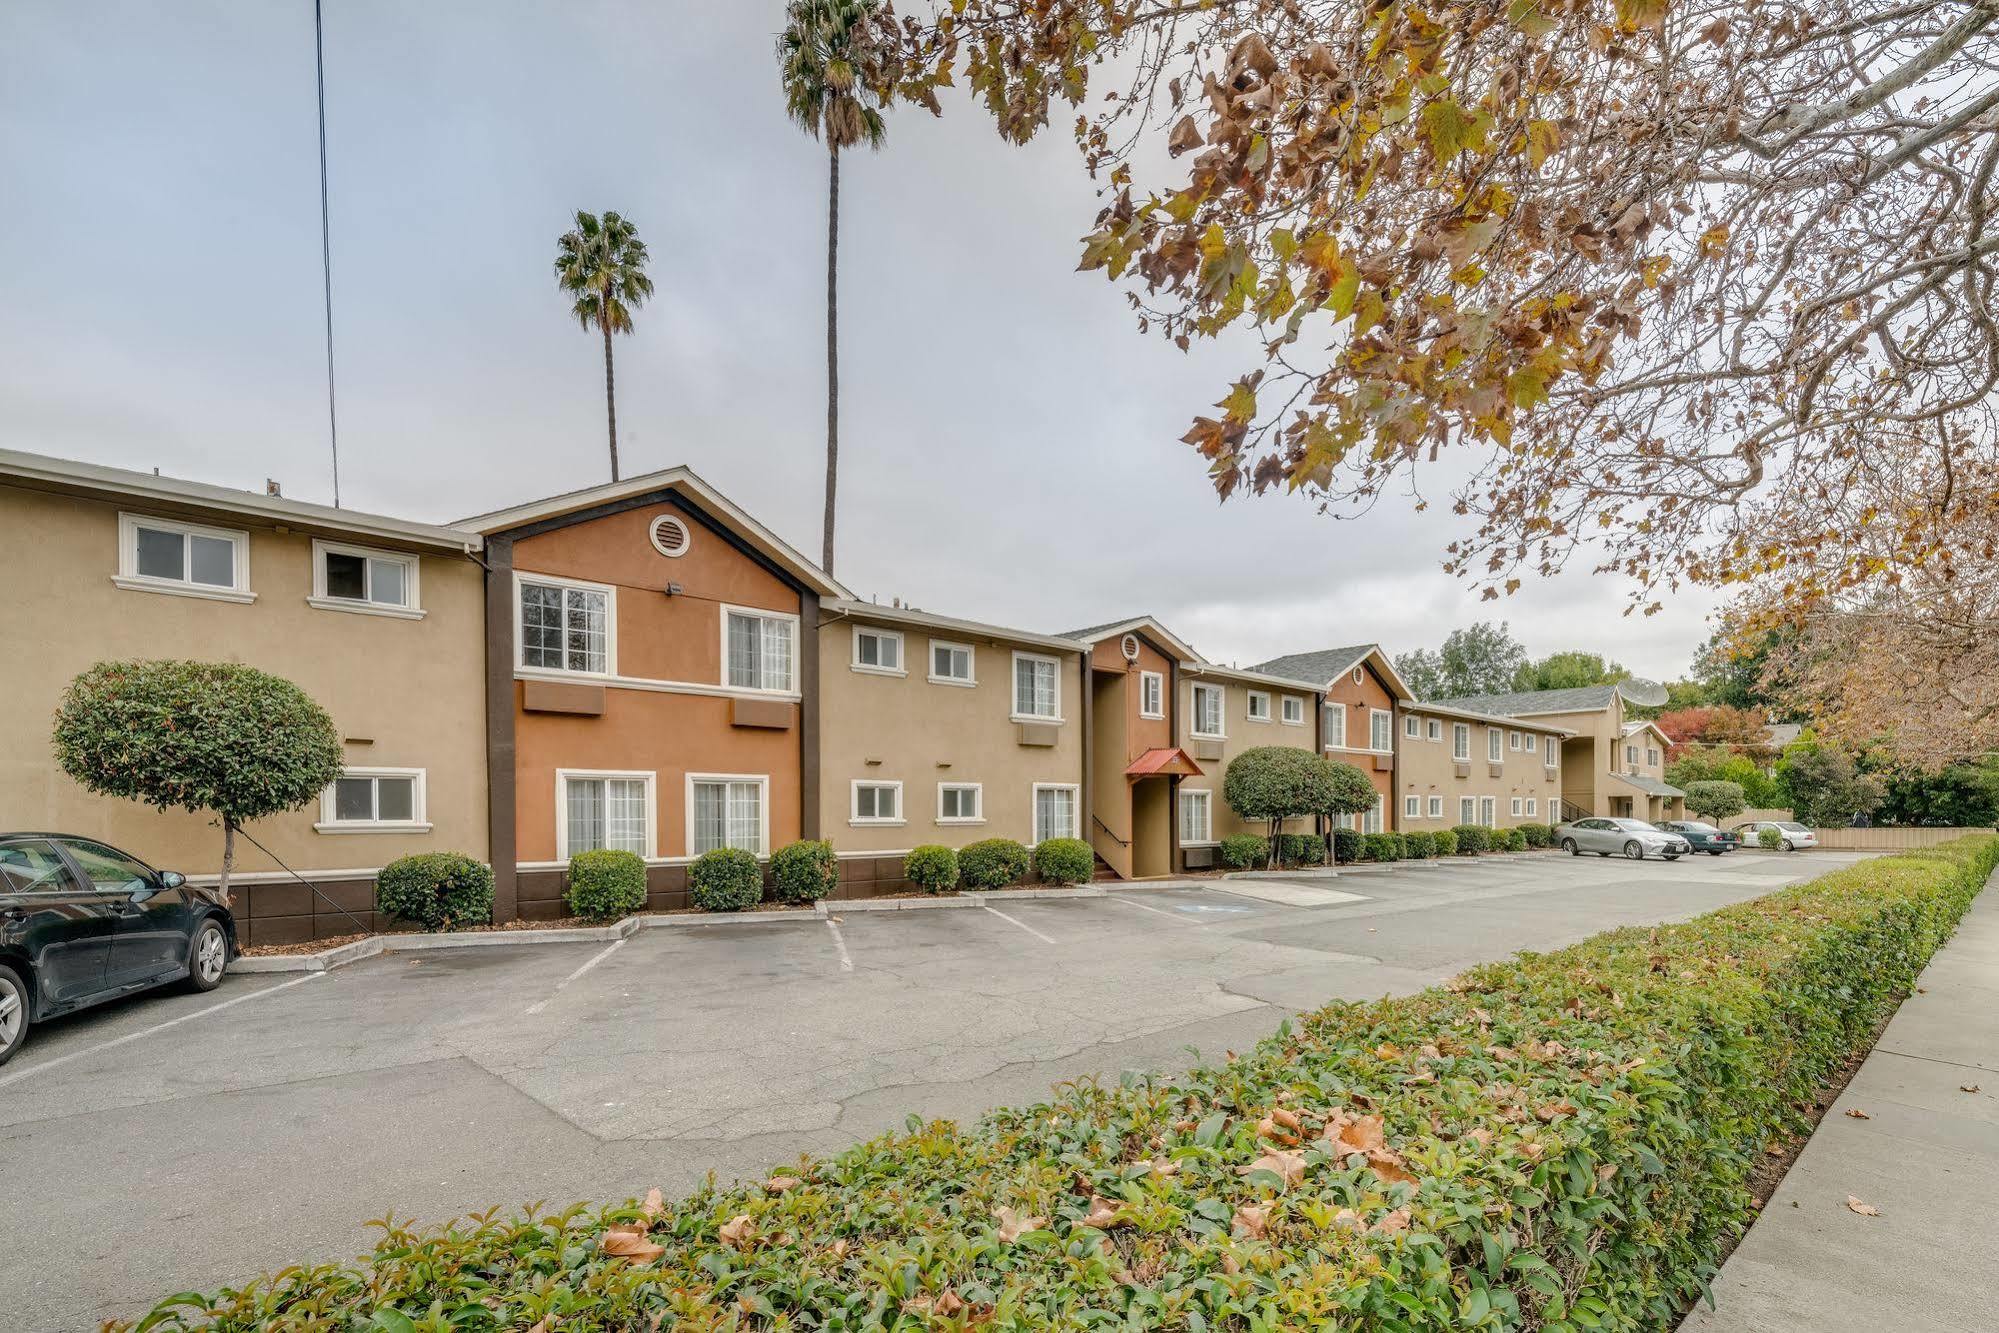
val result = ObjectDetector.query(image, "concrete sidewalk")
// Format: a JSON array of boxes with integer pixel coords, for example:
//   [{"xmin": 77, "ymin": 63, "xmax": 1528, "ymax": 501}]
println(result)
[{"xmin": 1683, "ymin": 875, "xmax": 1999, "ymax": 1332}]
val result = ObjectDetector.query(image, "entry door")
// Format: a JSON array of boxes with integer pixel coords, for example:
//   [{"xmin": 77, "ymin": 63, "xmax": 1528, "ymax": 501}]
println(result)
[{"xmin": 0, "ymin": 838, "xmax": 115, "ymax": 1007}]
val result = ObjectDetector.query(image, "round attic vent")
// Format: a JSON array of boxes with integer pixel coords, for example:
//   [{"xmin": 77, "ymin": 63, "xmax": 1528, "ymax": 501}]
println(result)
[
  {"xmin": 649, "ymin": 514, "xmax": 691, "ymax": 558},
  {"xmin": 1120, "ymin": 633, "xmax": 1141, "ymax": 663}
]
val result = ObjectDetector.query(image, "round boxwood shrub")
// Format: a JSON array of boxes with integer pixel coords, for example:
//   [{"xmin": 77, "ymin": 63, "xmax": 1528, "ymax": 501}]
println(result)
[
  {"xmin": 1331, "ymin": 827, "xmax": 1361, "ymax": 863},
  {"xmin": 905, "ymin": 844, "xmax": 959, "ymax": 894},
  {"xmin": 1518, "ymin": 821, "xmax": 1553, "ymax": 849},
  {"xmin": 567, "ymin": 849, "xmax": 648, "ymax": 921},
  {"xmin": 1219, "ymin": 833, "xmax": 1268, "ymax": 870},
  {"xmin": 769, "ymin": 839, "xmax": 837, "ymax": 903},
  {"xmin": 1275, "ymin": 833, "xmax": 1325, "ymax": 867},
  {"xmin": 375, "ymin": 853, "xmax": 494, "ymax": 932},
  {"xmin": 959, "ymin": 838, "xmax": 1031, "ymax": 890},
  {"xmin": 688, "ymin": 847, "xmax": 762, "ymax": 911},
  {"xmin": 1452, "ymin": 824, "xmax": 1492, "ymax": 854},
  {"xmin": 1404, "ymin": 830, "xmax": 1436, "ymax": 859},
  {"xmin": 1033, "ymin": 837, "xmax": 1094, "ymax": 885},
  {"xmin": 1433, "ymin": 828, "xmax": 1459, "ymax": 856}
]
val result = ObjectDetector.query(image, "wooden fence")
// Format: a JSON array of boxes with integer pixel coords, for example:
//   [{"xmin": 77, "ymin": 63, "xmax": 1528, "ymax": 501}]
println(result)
[{"xmin": 1734, "ymin": 808, "xmax": 1992, "ymax": 850}]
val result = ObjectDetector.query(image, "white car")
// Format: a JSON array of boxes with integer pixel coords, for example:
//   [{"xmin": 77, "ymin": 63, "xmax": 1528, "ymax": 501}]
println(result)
[
  {"xmin": 1554, "ymin": 817, "xmax": 1689, "ymax": 861},
  {"xmin": 1734, "ymin": 820, "xmax": 1819, "ymax": 851}
]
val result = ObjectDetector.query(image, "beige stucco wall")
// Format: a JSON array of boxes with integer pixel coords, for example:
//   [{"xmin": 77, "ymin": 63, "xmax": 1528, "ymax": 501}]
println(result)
[
  {"xmin": 1176, "ymin": 673, "xmax": 1318, "ymax": 844},
  {"xmin": 815, "ymin": 614, "xmax": 1083, "ymax": 854},
  {"xmin": 0, "ymin": 483, "xmax": 489, "ymax": 879},
  {"xmin": 1397, "ymin": 708, "xmax": 1564, "ymax": 829}
]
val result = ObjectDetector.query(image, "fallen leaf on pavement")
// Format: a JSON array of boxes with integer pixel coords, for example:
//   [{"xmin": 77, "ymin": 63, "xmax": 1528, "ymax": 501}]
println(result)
[
  {"xmin": 1844, "ymin": 1109, "xmax": 1871, "ymax": 1120},
  {"xmin": 1844, "ymin": 1196, "xmax": 1880, "ymax": 1217}
]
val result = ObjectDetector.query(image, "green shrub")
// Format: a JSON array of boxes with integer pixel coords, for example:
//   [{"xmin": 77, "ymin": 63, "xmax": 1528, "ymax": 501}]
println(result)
[
  {"xmin": 374, "ymin": 853, "xmax": 494, "ymax": 932},
  {"xmin": 1219, "ymin": 833, "xmax": 1267, "ymax": 870},
  {"xmin": 565, "ymin": 849, "xmax": 648, "ymax": 921},
  {"xmin": 120, "ymin": 839, "xmax": 1999, "ymax": 1333},
  {"xmin": 1331, "ymin": 827, "xmax": 1361, "ymax": 863},
  {"xmin": 1433, "ymin": 827, "xmax": 1459, "ymax": 856},
  {"xmin": 1403, "ymin": 830, "xmax": 1436, "ymax": 859},
  {"xmin": 688, "ymin": 847, "xmax": 761, "ymax": 912},
  {"xmin": 904, "ymin": 844, "xmax": 959, "ymax": 894},
  {"xmin": 958, "ymin": 838, "xmax": 1030, "ymax": 889},
  {"xmin": 1759, "ymin": 825, "xmax": 1784, "ymax": 849},
  {"xmin": 1452, "ymin": 823, "xmax": 1492, "ymax": 854},
  {"xmin": 1361, "ymin": 831, "xmax": 1401, "ymax": 862},
  {"xmin": 1032, "ymin": 837, "xmax": 1094, "ymax": 885},
  {"xmin": 769, "ymin": 839, "xmax": 837, "ymax": 904},
  {"xmin": 1518, "ymin": 821, "xmax": 1553, "ymax": 848},
  {"xmin": 1275, "ymin": 833, "xmax": 1325, "ymax": 867}
]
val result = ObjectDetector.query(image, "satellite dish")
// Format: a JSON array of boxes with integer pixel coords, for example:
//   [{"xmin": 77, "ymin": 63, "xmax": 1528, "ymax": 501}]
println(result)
[{"xmin": 1618, "ymin": 677, "xmax": 1669, "ymax": 707}]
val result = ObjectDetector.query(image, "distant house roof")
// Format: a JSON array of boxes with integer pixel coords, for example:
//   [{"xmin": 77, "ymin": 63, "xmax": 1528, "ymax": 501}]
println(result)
[
  {"xmin": 1429, "ymin": 683, "xmax": 1625, "ymax": 717},
  {"xmin": 1613, "ymin": 771, "xmax": 1685, "ymax": 798},
  {"xmin": 1248, "ymin": 644, "xmax": 1416, "ymax": 702}
]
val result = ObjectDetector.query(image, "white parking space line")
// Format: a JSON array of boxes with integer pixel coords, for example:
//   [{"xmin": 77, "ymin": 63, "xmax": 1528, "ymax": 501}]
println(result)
[
  {"xmin": 825, "ymin": 918, "xmax": 855, "ymax": 971},
  {"xmin": 0, "ymin": 972, "xmax": 323, "ymax": 1090},
  {"xmin": 982, "ymin": 903, "xmax": 1057, "ymax": 944},
  {"xmin": 524, "ymin": 938, "xmax": 625, "ymax": 1015}
]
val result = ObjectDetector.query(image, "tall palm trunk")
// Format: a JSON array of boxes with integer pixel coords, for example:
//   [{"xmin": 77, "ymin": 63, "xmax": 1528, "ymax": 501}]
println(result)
[
  {"xmin": 602, "ymin": 316, "xmax": 621, "ymax": 481},
  {"xmin": 822, "ymin": 143, "xmax": 840, "ymax": 574}
]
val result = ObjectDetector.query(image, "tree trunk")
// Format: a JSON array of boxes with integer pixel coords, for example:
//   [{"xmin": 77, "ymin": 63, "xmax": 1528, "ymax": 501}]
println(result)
[
  {"xmin": 219, "ymin": 816, "xmax": 237, "ymax": 907},
  {"xmin": 602, "ymin": 317, "xmax": 620, "ymax": 482},
  {"xmin": 822, "ymin": 144, "xmax": 840, "ymax": 575}
]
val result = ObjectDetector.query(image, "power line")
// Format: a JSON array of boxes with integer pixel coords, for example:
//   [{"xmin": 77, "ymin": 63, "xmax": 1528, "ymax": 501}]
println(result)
[{"xmin": 314, "ymin": 0, "xmax": 341, "ymax": 508}]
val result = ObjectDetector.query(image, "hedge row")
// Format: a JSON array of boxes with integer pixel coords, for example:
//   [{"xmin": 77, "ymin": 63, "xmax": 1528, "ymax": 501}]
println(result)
[{"xmin": 126, "ymin": 837, "xmax": 1996, "ymax": 1332}]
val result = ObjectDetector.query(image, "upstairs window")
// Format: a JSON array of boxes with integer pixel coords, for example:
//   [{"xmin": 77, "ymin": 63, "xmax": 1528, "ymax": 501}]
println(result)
[
  {"xmin": 313, "ymin": 540, "xmax": 418, "ymax": 615},
  {"xmin": 117, "ymin": 513, "xmax": 250, "ymax": 601},
  {"xmin": 519, "ymin": 576, "xmax": 610, "ymax": 674},
  {"xmin": 852, "ymin": 626, "xmax": 903, "ymax": 674},
  {"xmin": 727, "ymin": 609, "xmax": 796, "ymax": 692}
]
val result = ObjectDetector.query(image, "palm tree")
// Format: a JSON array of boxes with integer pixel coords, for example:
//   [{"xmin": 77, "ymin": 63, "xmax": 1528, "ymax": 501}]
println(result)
[
  {"xmin": 554, "ymin": 210, "xmax": 654, "ymax": 481},
  {"xmin": 777, "ymin": 0, "xmax": 893, "ymax": 575}
]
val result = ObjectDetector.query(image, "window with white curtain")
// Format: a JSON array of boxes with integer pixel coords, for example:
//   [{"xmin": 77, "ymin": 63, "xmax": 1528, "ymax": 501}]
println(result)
[
  {"xmin": 1178, "ymin": 788, "xmax": 1213, "ymax": 844},
  {"xmin": 1033, "ymin": 784, "xmax": 1078, "ymax": 842},
  {"xmin": 520, "ymin": 577, "xmax": 609, "ymax": 674},
  {"xmin": 560, "ymin": 772, "xmax": 651, "ymax": 857},
  {"xmin": 727, "ymin": 610, "xmax": 795, "ymax": 692},
  {"xmin": 690, "ymin": 777, "xmax": 764, "ymax": 855},
  {"xmin": 1013, "ymin": 653, "xmax": 1060, "ymax": 720},
  {"xmin": 1191, "ymin": 683, "xmax": 1225, "ymax": 736}
]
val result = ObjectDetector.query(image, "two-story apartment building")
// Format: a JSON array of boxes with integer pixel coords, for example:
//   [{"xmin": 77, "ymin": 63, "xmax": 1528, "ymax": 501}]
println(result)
[
  {"xmin": 0, "ymin": 449, "xmax": 490, "ymax": 945},
  {"xmin": 1429, "ymin": 684, "xmax": 1686, "ymax": 823},
  {"xmin": 1249, "ymin": 644, "xmax": 1413, "ymax": 832},
  {"xmin": 1395, "ymin": 702, "xmax": 1569, "ymax": 830}
]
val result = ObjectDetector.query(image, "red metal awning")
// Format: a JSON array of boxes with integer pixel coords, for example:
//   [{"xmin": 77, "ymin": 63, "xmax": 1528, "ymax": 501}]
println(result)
[{"xmin": 1125, "ymin": 747, "xmax": 1204, "ymax": 778}]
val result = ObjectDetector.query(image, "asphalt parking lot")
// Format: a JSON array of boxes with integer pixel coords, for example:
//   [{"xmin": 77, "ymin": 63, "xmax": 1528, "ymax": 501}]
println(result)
[{"xmin": 1, "ymin": 848, "xmax": 1872, "ymax": 1331}]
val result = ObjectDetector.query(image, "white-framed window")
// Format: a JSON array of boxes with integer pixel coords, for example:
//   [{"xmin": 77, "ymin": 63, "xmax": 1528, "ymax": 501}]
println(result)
[
  {"xmin": 1511, "ymin": 797, "xmax": 1524, "ymax": 817},
  {"xmin": 1281, "ymin": 696, "xmax": 1305, "ymax": 726},
  {"xmin": 1246, "ymin": 690, "xmax": 1272, "ymax": 723},
  {"xmin": 317, "ymin": 767, "xmax": 428, "ymax": 833},
  {"xmin": 1362, "ymin": 794, "xmax": 1385, "ymax": 834},
  {"xmin": 1459, "ymin": 796, "xmax": 1477, "ymax": 824},
  {"xmin": 1526, "ymin": 798, "xmax": 1538, "ymax": 817},
  {"xmin": 115, "ymin": 512, "xmax": 252, "ymax": 603},
  {"xmin": 725, "ymin": 607, "xmax": 797, "ymax": 693},
  {"xmin": 1190, "ymin": 682, "xmax": 1226, "ymax": 737},
  {"xmin": 1324, "ymin": 702, "xmax": 1348, "ymax": 748},
  {"xmin": 310, "ymin": 538, "xmax": 421, "ymax": 618},
  {"xmin": 850, "ymin": 780, "xmax": 904, "ymax": 825},
  {"xmin": 1428, "ymin": 795, "xmax": 1445, "ymax": 818},
  {"xmin": 557, "ymin": 769, "xmax": 654, "ymax": 859},
  {"xmin": 1479, "ymin": 796, "xmax": 1497, "ymax": 828},
  {"xmin": 1452, "ymin": 723, "xmax": 1471, "ymax": 761},
  {"xmin": 1427, "ymin": 718, "xmax": 1442, "ymax": 741},
  {"xmin": 1033, "ymin": 783, "xmax": 1079, "ymax": 842},
  {"xmin": 929, "ymin": 640, "xmax": 975, "ymax": 686},
  {"xmin": 1012, "ymin": 652, "xmax": 1062, "ymax": 721},
  {"xmin": 852, "ymin": 626, "xmax": 904, "ymax": 675},
  {"xmin": 686, "ymin": 774, "xmax": 767, "ymax": 856},
  {"xmin": 1370, "ymin": 709, "xmax": 1393, "ymax": 752},
  {"xmin": 1179, "ymin": 788, "xmax": 1214, "ymax": 844},
  {"xmin": 519, "ymin": 573, "xmax": 613, "ymax": 676},
  {"xmin": 1509, "ymin": 730, "xmax": 1522, "ymax": 751},
  {"xmin": 1404, "ymin": 715, "xmax": 1420, "ymax": 739},
  {"xmin": 1139, "ymin": 671, "xmax": 1165, "ymax": 719},
  {"xmin": 1404, "ymin": 793, "xmax": 1421, "ymax": 820},
  {"xmin": 1488, "ymin": 728, "xmax": 1504, "ymax": 762},
  {"xmin": 937, "ymin": 783, "xmax": 983, "ymax": 823}
]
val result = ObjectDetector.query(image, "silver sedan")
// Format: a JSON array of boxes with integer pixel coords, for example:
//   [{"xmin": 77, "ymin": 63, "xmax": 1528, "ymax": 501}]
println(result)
[{"xmin": 1554, "ymin": 817, "xmax": 1690, "ymax": 861}]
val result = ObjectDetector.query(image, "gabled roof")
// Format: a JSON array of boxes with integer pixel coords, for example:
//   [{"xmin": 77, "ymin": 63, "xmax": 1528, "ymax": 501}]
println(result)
[
  {"xmin": 459, "ymin": 465, "xmax": 848, "ymax": 598},
  {"xmin": 1248, "ymin": 643, "xmax": 1415, "ymax": 703},
  {"xmin": 1429, "ymin": 683, "xmax": 1625, "ymax": 717},
  {"xmin": 0, "ymin": 447, "xmax": 482, "ymax": 553},
  {"xmin": 1061, "ymin": 615, "xmax": 1205, "ymax": 666},
  {"xmin": 823, "ymin": 599, "xmax": 1086, "ymax": 654}
]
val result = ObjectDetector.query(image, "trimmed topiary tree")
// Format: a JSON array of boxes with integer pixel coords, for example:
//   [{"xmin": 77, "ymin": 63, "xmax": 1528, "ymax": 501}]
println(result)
[
  {"xmin": 1684, "ymin": 780, "xmax": 1747, "ymax": 825},
  {"xmin": 958, "ymin": 838, "xmax": 1030, "ymax": 889},
  {"xmin": 376, "ymin": 853, "xmax": 494, "ymax": 932},
  {"xmin": 1433, "ymin": 828, "xmax": 1459, "ymax": 856},
  {"xmin": 1219, "ymin": 833, "xmax": 1267, "ymax": 870},
  {"xmin": 567, "ymin": 849, "xmax": 648, "ymax": 920},
  {"xmin": 905, "ymin": 844, "xmax": 959, "ymax": 893},
  {"xmin": 51, "ymin": 659, "xmax": 343, "ymax": 903},
  {"xmin": 689, "ymin": 847, "xmax": 762, "ymax": 911},
  {"xmin": 770, "ymin": 839, "xmax": 838, "ymax": 903},
  {"xmin": 1032, "ymin": 837, "xmax": 1094, "ymax": 885}
]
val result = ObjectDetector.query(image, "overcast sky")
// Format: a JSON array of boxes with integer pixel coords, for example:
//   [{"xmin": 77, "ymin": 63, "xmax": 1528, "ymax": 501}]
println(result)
[{"xmin": 0, "ymin": 1, "xmax": 1721, "ymax": 680}]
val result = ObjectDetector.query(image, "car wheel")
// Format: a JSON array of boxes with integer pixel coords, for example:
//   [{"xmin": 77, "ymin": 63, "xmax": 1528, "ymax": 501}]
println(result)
[
  {"xmin": 186, "ymin": 919, "xmax": 228, "ymax": 993},
  {"xmin": 1562, "ymin": 839, "xmax": 1580, "ymax": 856},
  {"xmin": 1623, "ymin": 840, "xmax": 1644, "ymax": 860},
  {"xmin": 0, "ymin": 963, "xmax": 29, "ymax": 1068}
]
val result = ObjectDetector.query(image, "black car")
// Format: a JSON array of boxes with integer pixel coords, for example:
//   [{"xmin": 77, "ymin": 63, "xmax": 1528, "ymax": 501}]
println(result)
[
  {"xmin": 0, "ymin": 834, "xmax": 234, "ymax": 1066},
  {"xmin": 1658, "ymin": 820, "xmax": 1739, "ymax": 855}
]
